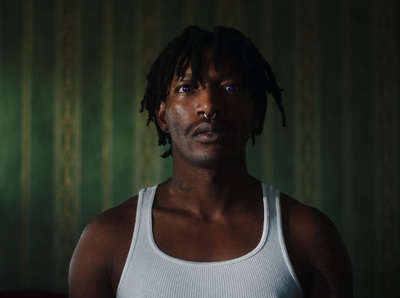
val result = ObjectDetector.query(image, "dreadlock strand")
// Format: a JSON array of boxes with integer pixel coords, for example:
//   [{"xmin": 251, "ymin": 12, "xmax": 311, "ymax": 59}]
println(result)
[{"xmin": 190, "ymin": 31, "xmax": 210, "ymax": 88}]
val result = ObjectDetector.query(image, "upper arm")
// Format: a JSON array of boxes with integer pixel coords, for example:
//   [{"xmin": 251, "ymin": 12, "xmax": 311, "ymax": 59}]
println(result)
[
  {"xmin": 69, "ymin": 219, "xmax": 115, "ymax": 298},
  {"xmin": 281, "ymin": 196, "xmax": 353, "ymax": 298},
  {"xmin": 69, "ymin": 199, "xmax": 137, "ymax": 297},
  {"xmin": 307, "ymin": 209, "xmax": 353, "ymax": 297}
]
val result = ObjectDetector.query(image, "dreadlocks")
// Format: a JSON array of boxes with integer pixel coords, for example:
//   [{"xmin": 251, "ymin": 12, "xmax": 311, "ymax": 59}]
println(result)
[{"xmin": 140, "ymin": 25, "xmax": 285, "ymax": 158}]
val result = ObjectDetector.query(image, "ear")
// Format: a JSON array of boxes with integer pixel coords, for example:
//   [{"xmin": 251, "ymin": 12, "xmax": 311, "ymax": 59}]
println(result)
[{"xmin": 156, "ymin": 101, "xmax": 169, "ymax": 133}]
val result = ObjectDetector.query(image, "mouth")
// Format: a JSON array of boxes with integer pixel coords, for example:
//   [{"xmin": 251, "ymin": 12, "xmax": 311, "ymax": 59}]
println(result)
[
  {"xmin": 193, "ymin": 122, "xmax": 220, "ymax": 135},
  {"xmin": 192, "ymin": 122, "xmax": 230, "ymax": 143}
]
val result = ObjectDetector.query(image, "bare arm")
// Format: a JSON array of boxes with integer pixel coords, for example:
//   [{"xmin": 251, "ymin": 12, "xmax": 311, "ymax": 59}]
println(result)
[
  {"xmin": 69, "ymin": 218, "xmax": 115, "ymax": 298},
  {"xmin": 308, "ymin": 209, "xmax": 353, "ymax": 297},
  {"xmin": 282, "ymin": 196, "xmax": 353, "ymax": 298},
  {"xmin": 69, "ymin": 199, "xmax": 137, "ymax": 298}
]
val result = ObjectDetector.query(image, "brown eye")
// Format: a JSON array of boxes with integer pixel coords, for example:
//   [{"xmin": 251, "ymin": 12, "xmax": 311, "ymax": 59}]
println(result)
[
  {"xmin": 177, "ymin": 85, "xmax": 191, "ymax": 93},
  {"xmin": 224, "ymin": 84, "xmax": 239, "ymax": 93}
]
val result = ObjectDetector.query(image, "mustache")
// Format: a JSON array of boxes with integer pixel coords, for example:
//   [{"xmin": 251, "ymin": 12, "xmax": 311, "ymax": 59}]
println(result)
[{"xmin": 184, "ymin": 118, "xmax": 231, "ymax": 137}]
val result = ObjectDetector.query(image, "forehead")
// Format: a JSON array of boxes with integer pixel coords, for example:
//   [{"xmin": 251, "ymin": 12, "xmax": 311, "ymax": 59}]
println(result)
[{"xmin": 174, "ymin": 48, "xmax": 243, "ymax": 81}]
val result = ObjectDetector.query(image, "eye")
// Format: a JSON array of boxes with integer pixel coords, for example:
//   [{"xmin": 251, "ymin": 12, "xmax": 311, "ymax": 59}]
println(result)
[
  {"xmin": 177, "ymin": 85, "xmax": 192, "ymax": 93},
  {"xmin": 223, "ymin": 84, "xmax": 240, "ymax": 94}
]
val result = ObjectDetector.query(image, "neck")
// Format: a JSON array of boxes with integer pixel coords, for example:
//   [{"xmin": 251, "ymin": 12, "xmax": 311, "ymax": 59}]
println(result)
[{"xmin": 158, "ymin": 160, "xmax": 260, "ymax": 219}]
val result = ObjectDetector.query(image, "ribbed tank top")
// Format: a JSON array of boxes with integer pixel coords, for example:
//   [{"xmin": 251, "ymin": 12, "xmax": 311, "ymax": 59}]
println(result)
[{"xmin": 117, "ymin": 183, "xmax": 303, "ymax": 297}]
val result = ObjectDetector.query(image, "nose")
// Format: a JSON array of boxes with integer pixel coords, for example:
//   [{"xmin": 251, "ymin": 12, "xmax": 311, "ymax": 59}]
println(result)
[{"xmin": 195, "ymin": 86, "xmax": 223, "ymax": 118}]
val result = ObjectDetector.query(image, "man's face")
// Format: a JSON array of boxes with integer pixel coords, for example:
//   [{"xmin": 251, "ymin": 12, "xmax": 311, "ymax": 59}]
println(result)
[{"xmin": 156, "ymin": 49, "xmax": 255, "ymax": 169}]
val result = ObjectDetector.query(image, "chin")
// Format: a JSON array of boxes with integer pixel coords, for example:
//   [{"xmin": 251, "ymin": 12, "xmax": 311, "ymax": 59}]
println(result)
[{"xmin": 189, "ymin": 153, "xmax": 238, "ymax": 170}]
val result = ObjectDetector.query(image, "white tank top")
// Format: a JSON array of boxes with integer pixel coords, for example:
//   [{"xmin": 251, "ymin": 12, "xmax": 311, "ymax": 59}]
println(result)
[{"xmin": 117, "ymin": 183, "xmax": 303, "ymax": 297}]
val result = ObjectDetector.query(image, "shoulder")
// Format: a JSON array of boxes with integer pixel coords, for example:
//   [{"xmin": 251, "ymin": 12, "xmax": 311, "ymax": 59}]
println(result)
[
  {"xmin": 84, "ymin": 195, "xmax": 139, "ymax": 241},
  {"xmin": 280, "ymin": 193, "xmax": 334, "ymax": 245},
  {"xmin": 280, "ymin": 193, "xmax": 353, "ymax": 297},
  {"xmin": 69, "ymin": 195, "xmax": 139, "ymax": 297},
  {"xmin": 77, "ymin": 195, "xmax": 139, "ymax": 259}
]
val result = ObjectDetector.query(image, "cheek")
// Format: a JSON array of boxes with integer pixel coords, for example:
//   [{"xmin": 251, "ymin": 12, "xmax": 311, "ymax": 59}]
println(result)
[
  {"xmin": 234, "ymin": 104, "xmax": 254, "ymax": 125},
  {"xmin": 165, "ymin": 108, "xmax": 187, "ymax": 137}
]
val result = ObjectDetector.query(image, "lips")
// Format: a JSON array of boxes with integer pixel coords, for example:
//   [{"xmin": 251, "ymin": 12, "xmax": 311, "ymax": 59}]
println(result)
[
  {"xmin": 193, "ymin": 122, "xmax": 222, "ymax": 136},
  {"xmin": 192, "ymin": 122, "xmax": 232, "ymax": 143}
]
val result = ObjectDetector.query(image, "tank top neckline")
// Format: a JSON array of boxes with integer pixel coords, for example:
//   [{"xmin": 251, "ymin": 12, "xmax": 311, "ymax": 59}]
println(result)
[{"xmin": 143, "ymin": 182, "xmax": 270, "ymax": 266}]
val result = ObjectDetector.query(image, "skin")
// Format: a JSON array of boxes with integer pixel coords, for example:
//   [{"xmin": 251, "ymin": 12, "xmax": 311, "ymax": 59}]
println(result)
[{"xmin": 69, "ymin": 49, "xmax": 353, "ymax": 297}]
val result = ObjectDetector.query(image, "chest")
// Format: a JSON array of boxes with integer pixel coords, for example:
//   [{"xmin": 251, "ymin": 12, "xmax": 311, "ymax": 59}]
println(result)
[
  {"xmin": 116, "ymin": 202, "xmax": 303, "ymax": 298},
  {"xmin": 152, "ymin": 208, "xmax": 264, "ymax": 262}
]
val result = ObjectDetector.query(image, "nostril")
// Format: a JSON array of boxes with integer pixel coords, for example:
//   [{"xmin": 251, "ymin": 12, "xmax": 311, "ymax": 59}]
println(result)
[{"xmin": 204, "ymin": 112, "xmax": 217, "ymax": 120}]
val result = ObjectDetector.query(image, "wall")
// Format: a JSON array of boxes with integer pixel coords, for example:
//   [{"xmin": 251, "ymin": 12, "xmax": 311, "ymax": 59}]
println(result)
[{"xmin": 0, "ymin": 0, "xmax": 399, "ymax": 296}]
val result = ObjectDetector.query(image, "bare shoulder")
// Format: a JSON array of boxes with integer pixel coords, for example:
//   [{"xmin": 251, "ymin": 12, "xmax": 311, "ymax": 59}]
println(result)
[
  {"xmin": 280, "ymin": 193, "xmax": 334, "ymax": 242},
  {"xmin": 75, "ymin": 195, "xmax": 138, "ymax": 260},
  {"xmin": 69, "ymin": 195, "xmax": 139, "ymax": 298},
  {"xmin": 83, "ymin": 195, "xmax": 138, "ymax": 241},
  {"xmin": 280, "ymin": 193, "xmax": 353, "ymax": 298}
]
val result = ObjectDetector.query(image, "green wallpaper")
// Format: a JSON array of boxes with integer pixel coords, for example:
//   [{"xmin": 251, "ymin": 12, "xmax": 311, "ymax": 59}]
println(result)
[{"xmin": 0, "ymin": 0, "xmax": 399, "ymax": 296}]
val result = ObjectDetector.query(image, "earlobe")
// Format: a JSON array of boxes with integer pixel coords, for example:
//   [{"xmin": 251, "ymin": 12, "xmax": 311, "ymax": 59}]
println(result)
[{"xmin": 157, "ymin": 102, "xmax": 169, "ymax": 133}]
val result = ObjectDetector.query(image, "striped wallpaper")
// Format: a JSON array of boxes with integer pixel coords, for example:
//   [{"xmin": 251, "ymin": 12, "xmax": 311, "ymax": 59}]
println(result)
[{"xmin": 0, "ymin": 0, "xmax": 399, "ymax": 296}]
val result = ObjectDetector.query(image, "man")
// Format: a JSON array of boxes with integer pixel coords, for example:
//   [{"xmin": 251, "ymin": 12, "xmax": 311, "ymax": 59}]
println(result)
[{"xmin": 69, "ymin": 26, "xmax": 352, "ymax": 297}]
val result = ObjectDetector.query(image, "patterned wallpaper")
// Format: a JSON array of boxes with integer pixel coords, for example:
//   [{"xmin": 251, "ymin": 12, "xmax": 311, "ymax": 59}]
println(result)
[{"xmin": 0, "ymin": 0, "xmax": 399, "ymax": 296}]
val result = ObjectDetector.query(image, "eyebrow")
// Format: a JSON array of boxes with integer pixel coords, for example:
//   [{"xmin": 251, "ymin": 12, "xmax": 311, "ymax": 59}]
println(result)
[
  {"xmin": 176, "ymin": 73, "xmax": 193, "ymax": 81},
  {"xmin": 176, "ymin": 71, "xmax": 242, "ymax": 82}
]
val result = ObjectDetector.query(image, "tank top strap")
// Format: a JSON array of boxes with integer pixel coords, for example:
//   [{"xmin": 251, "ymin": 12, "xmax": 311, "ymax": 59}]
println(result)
[
  {"xmin": 117, "ymin": 185, "xmax": 158, "ymax": 292},
  {"xmin": 140, "ymin": 185, "xmax": 157, "ymax": 211},
  {"xmin": 137, "ymin": 185, "xmax": 158, "ymax": 241},
  {"xmin": 264, "ymin": 183, "xmax": 279, "ymax": 229}
]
